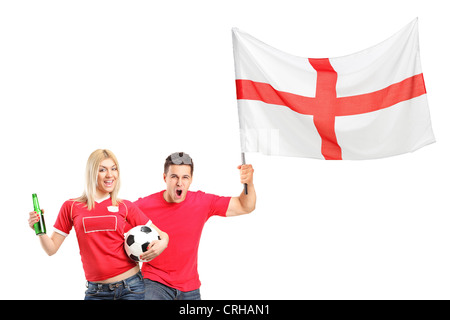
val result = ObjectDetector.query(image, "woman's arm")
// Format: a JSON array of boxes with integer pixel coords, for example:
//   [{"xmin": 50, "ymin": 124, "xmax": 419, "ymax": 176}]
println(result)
[
  {"xmin": 140, "ymin": 223, "xmax": 169, "ymax": 262},
  {"xmin": 28, "ymin": 211, "xmax": 66, "ymax": 256}
]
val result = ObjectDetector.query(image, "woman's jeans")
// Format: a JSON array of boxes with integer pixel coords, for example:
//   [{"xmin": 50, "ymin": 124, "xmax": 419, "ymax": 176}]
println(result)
[{"xmin": 84, "ymin": 271, "xmax": 145, "ymax": 300}]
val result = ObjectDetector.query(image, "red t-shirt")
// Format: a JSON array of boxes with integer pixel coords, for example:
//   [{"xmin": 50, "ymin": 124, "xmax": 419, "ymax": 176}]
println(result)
[
  {"xmin": 54, "ymin": 197, "xmax": 150, "ymax": 282},
  {"xmin": 134, "ymin": 190, "xmax": 231, "ymax": 291}
]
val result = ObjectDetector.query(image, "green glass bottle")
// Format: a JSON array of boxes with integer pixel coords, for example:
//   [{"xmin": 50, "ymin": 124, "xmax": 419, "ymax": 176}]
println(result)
[{"xmin": 32, "ymin": 193, "xmax": 46, "ymax": 235}]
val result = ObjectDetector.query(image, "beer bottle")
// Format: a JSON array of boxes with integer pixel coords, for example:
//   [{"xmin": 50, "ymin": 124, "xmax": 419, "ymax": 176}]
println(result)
[{"xmin": 32, "ymin": 193, "xmax": 46, "ymax": 235}]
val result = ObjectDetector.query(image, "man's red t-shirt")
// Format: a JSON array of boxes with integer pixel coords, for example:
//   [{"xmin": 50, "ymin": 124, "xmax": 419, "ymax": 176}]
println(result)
[
  {"xmin": 54, "ymin": 197, "xmax": 150, "ymax": 282},
  {"xmin": 134, "ymin": 190, "xmax": 231, "ymax": 291}
]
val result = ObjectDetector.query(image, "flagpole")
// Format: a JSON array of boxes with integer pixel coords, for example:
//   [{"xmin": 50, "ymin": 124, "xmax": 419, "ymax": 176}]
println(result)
[
  {"xmin": 241, "ymin": 152, "xmax": 248, "ymax": 195},
  {"xmin": 234, "ymin": 29, "xmax": 248, "ymax": 195}
]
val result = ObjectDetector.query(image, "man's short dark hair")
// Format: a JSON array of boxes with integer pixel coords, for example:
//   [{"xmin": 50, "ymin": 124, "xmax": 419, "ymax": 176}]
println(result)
[{"xmin": 164, "ymin": 152, "xmax": 194, "ymax": 176}]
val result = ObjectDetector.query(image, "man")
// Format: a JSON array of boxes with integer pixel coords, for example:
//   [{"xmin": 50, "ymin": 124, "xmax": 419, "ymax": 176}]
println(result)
[{"xmin": 134, "ymin": 152, "xmax": 256, "ymax": 300}]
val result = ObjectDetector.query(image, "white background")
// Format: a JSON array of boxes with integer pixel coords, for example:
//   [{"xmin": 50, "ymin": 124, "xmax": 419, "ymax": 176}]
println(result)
[{"xmin": 0, "ymin": 0, "xmax": 448, "ymax": 300}]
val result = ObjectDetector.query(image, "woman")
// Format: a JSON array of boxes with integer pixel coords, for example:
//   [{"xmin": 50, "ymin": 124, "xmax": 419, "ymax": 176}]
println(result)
[{"xmin": 28, "ymin": 149, "xmax": 169, "ymax": 300}]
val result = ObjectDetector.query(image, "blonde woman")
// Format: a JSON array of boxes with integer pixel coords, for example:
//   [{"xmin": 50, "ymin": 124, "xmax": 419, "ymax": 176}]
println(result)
[{"xmin": 28, "ymin": 149, "xmax": 169, "ymax": 300}]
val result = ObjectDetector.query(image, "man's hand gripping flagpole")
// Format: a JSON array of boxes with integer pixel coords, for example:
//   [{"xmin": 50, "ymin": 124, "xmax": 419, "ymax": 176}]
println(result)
[{"xmin": 241, "ymin": 152, "xmax": 248, "ymax": 195}]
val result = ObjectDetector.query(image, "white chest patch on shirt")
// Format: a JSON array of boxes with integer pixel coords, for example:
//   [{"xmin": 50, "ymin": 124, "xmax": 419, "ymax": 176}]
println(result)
[{"xmin": 107, "ymin": 206, "xmax": 119, "ymax": 213}]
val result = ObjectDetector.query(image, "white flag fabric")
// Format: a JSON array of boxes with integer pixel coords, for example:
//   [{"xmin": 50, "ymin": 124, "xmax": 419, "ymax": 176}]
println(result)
[{"xmin": 232, "ymin": 18, "xmax": 435, "ymax": 160}]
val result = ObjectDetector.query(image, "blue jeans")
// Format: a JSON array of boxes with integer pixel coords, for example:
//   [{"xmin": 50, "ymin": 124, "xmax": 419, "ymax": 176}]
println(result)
[
  {"xmin": 85, "ymin": 271, "xmax": 145, "ymax": 300},
  {"xmin": 144, "ymin": 279, "xmax": 201, "ymax": 300}
]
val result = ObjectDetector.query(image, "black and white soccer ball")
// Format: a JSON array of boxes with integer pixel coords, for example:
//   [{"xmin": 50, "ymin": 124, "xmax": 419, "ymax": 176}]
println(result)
[{"xmin": 124, "ymin": 225, "xmax": 161, "ymax": 262}]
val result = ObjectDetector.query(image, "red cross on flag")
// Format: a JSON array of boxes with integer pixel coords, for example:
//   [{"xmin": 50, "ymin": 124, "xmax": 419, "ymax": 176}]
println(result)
[{"xmin": 232, "ymin": 18, "xmax": 435, "ymax": 160}]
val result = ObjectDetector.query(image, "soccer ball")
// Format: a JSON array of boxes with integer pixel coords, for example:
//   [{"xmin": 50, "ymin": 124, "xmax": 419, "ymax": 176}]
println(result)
[{"xmin": 124, "ymin": 225, "xmax": 160, "ymax": 262}]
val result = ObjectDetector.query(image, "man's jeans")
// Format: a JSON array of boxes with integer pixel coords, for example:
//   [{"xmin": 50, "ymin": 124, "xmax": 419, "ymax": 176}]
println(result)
[{"xmin": 144, "ymin": 278, "xmax": 201, "ymax": 300}]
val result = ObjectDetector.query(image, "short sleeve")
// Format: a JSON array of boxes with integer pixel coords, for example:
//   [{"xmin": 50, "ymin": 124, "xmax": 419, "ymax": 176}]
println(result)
[
  {"xmin": 207, "ymin": 193, "xmax": 231, "ymax": 218},
  {"xmin": 53, "ymin": 200, "xmax": 75, "ymax": 237},
  {"xmin": 124, "ymin": 200, "xmax": 151, "ymax": 227}
]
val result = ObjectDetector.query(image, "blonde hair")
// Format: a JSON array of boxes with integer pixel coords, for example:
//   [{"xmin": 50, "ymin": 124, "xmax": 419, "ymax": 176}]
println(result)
[{"xmin": 75, "ymin": 149, "xmax": 121, "ymax": 210}]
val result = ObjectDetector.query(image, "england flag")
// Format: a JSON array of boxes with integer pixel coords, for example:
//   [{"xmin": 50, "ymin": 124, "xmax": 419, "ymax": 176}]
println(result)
[{"xmin": 232, "ymin": 18, "xmax": 435, "ymax": 160}]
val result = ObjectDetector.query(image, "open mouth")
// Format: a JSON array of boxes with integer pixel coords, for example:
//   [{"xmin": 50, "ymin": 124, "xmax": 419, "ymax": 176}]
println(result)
[
  {"xmin": 104, "ymin": 180, "xmax": 114, "ymax": 187},
  {"xmin": 176, "ymin": 189, "xmax": 183, "ymax": 198}
]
